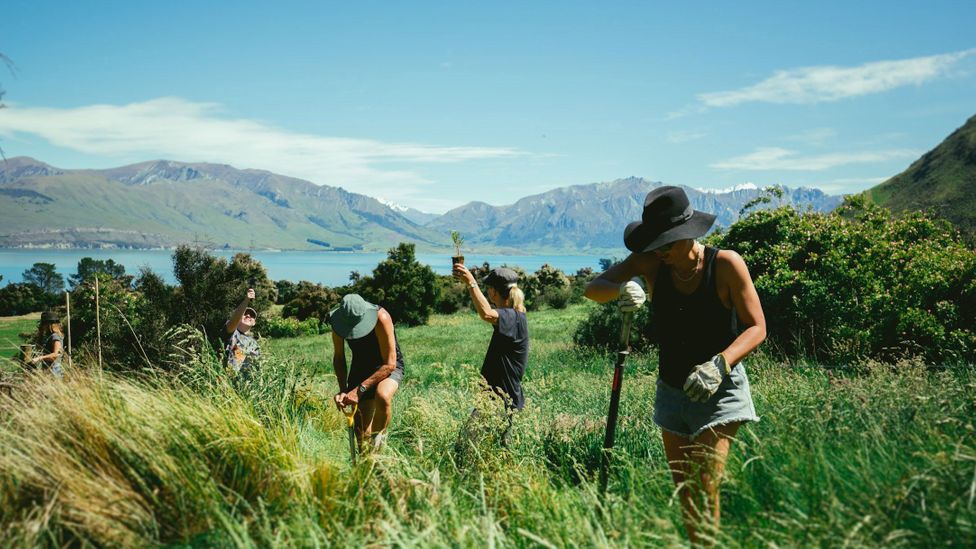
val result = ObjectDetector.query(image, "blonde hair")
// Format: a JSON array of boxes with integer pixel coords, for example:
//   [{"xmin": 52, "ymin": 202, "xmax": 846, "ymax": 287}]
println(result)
[
  {"xmin": 38, "ymin": 321, "xmax": 63, "ymax": 338},
  {"xmin": 505, "ymin": 284, "xmax": 526, "ymax": 313}
]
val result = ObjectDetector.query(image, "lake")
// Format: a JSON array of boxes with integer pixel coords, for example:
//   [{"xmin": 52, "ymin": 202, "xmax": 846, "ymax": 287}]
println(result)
[{"xmin": 0, "ymin": 249, "xmax": 608, "ymax": 287}]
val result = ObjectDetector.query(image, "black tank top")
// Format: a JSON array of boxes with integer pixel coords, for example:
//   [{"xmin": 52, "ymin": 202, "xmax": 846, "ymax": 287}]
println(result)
[
  {"xmin": 652, "ymin": 246, "xmax": 738, "ymax": 389},
  {"xmin": 347, "ymin": 327, "xmax": 404, "ymax": 373}
]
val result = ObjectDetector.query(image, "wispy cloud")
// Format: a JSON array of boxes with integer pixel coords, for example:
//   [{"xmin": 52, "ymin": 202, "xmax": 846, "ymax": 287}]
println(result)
[
  {"xmin": 699, "ymin": 49, "xmax": 976, "ymax": 107},
  {"xmin": 0, "ymin": 97, "xmax": 522, "ymax": 199},
  {"xmin": 666, "ymin": 130, "xmax": 707, "ymax": 143},
  {"xmin": 814, "ymin": 176, "xmax": 890, "ymax": 194},
  {"xmin": 711, "ymin": 147, "xmax": 920, "ymax": 171},
  {"xmin": 785, "ymin": 127, "xmax": 836, "ymax": 146}
]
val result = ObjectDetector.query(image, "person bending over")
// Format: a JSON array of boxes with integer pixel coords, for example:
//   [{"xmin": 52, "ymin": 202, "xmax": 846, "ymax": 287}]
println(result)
[
  {"xmin": 331, "ymin": 294, "xmax": 404, "ymax": 452},
  {"xmin": 585, "ymin": 186, "xmax": 766, "ymax": 544}
]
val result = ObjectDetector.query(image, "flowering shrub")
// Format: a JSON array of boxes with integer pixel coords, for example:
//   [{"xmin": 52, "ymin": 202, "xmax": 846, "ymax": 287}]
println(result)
[
  {"xmin": 575, "ymin": 197, "xmax": 976, "ymax": 364},
  {"xmin": 711, "ymin": 197, "xmax": 976, "ymax": 364}
]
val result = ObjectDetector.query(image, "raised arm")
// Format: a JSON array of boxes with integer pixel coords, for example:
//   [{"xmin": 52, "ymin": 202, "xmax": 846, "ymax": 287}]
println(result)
[
  {"xmin": 226, "ymin": 288, "xmax": 255, "ymax": 335},
  {"xmin": 453, "ymin": 263, "xmax": 499, "ymax": 324},
  {"xmin": 716, "ymin": 251, "xmax": 766, "ymax": 365}
]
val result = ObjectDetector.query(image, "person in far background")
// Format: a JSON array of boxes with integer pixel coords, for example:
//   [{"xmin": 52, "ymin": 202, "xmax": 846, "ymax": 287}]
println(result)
[
  {"xmin": 451, "ymin": 265, "xmax": 529, "ymax": 446},
  {"xmin": 225, "ymin": 288, "xmax": 261, "ymax": 380},
  {"xmin": 31, "ymin": 310, "xmax": 65, "ymax": 377}
]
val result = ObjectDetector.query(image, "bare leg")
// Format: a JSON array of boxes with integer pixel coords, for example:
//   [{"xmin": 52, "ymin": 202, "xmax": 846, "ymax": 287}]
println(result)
[
  {"xmin": 355, "ymin": 378, "xmax": 399, "ymax": 447},
  {"xmin": 690, "ymin": 422, "xmax": 740, "ymax": 535},
  {"xmin": 662, "ymin": 422, "xmax": 740, "ymax": 545},
  {"xmin": 662, "ymin": 430, "xmax": 698, "ymax": 543}
]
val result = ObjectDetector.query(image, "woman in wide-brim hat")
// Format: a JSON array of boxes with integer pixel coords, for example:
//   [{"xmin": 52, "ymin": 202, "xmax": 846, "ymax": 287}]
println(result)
[
  {"xmin": 32, "ymin": 310, "xmax": 65, "ymax": 377},
  {"xmin": 584, "ymin": 185, "xmax": 766, "ymax": 543},
  {"xmin": 330, "ymin": 293, "xmax": 405, "ymax": 452}
]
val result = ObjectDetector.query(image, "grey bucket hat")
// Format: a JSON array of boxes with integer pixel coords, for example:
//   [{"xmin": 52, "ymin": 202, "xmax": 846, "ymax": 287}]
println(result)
[
  {"xmin": 483, "ymin": 267, "xmax": 519, "ymax": 290},
  {"xmin": 329, "ymin": 294, "xmax": 380, "ymax": 340}
]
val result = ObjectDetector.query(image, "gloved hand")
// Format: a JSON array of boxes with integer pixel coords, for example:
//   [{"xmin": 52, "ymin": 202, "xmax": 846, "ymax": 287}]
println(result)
[
  {"xmin": 618, "ymin": 280, "xmax": 646, "ymax": 313},
  {"xmin": 683, "ymin": 353, "xmax": 731, "ymax": 402}
]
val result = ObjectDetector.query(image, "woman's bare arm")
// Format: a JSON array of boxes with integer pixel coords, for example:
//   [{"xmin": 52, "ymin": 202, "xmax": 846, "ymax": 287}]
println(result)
[
  {"xmin": 716, "ymin": 251, "xmax": 766, "ymax": 365},
  {"xmin": 359, "ymin": 308, "xmax": 398, "ymax": 391},
  {"xmin": 584, "ymin": 253, "xmax": 659, "ymax": 303}
]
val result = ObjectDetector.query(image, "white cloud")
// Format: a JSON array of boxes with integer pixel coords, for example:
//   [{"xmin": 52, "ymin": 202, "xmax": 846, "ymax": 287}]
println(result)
[
  {"xmin": 666, "ymin": 130, "xmax": 707, "ymax": 143},
  {"xmin": 699, "ymin": 49, "xmax": 976, "ymax": 107},
  {"xmin": 0, "ymin": 97, "xmax": 522, "ymax": 200},
  {"xmin": 711, "ymin": 147, "xmax": 919, "ymax": 171},
  {"xmin": 785, "ymin": 127, "xmax": 836, "ymax": 146}
]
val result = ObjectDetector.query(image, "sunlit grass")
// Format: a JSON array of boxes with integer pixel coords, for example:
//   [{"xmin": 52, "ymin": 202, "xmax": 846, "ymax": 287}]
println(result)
[{"xmin": 1, "ymin": 304, "xmax": 974, "ymax": 546}]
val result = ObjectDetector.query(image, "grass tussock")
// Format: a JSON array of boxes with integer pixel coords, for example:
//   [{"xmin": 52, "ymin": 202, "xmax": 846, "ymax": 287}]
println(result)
[{"xmin": 0, "ymin": 304, "xmax": 974, "ymax": 546}]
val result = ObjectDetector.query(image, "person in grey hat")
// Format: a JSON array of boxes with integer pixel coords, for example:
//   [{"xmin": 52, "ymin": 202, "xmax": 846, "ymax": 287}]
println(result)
[
  {"xmin": 31, "ymin": 310, "xmax": 65, "ymax": 377},
  {"xmin": 225, "ymin": 288, "xmax": 261, "ymax": 379},
  {"xmin": 452, "ymin": 264, "xmax": 529, "ymax": 444},
  {"xmin": 330, "ymin": 293, "xmax": 405, "ymax": 452},
  {"xmin": 584, "ymin": 186, "xmax": 766, "ymax": 544}
]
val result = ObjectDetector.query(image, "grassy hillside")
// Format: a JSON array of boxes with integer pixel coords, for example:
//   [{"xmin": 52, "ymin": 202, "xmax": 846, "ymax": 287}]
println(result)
[
  {"xmin": 1, "ymin": 305, "xmax": 974, "ymax": 546},
  {"xmin": 864, "ymin": 114, "xmax": 976, "ymax": 234},
  {"xmin": 0, "ymin": 158, "xmax": 447, "ymax": 251}
]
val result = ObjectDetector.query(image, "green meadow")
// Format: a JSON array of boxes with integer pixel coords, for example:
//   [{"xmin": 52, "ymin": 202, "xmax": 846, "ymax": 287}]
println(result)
[{"xmin": 1, "ymin": 304, "xmax": 974, "ymax": 547}]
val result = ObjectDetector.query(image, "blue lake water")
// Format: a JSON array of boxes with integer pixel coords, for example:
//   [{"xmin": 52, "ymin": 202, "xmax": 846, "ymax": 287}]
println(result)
[{"xmin": 0, "ymin": 249, "xmax": 606, "ymax": 286}]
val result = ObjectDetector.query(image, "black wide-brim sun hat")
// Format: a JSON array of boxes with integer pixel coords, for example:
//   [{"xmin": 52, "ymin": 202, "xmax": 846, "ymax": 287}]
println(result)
[{"xmin": 623, "ymin": 186, "xmax": 716, "ymax": 253}]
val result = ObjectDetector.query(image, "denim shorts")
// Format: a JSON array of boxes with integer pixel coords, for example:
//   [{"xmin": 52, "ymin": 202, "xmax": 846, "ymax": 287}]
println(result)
[{"xmin": 653, "ymin": 363, "xmax": 759, "ymax": 440}]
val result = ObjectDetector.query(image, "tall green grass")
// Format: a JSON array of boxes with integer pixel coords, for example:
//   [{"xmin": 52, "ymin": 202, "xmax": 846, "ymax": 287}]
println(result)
[{"xmin": 1, "ymin": 304, "xmax": 973, "ymax": 546}]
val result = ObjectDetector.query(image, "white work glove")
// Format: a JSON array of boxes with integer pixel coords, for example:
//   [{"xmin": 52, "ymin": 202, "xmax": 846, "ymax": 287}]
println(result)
[
  {"xmin": 683, "ymin": 354, "xmax": 731, "ymax": 402},
  {"xmin": 617, "ymin": 280, "xmax": 646, "ymax": 313}
]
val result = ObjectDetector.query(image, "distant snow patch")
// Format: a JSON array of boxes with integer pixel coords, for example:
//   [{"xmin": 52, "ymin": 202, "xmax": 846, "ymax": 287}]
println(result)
[{"xmin": 696, "ymin": 182, "xmax": 759, "ymax": 194}]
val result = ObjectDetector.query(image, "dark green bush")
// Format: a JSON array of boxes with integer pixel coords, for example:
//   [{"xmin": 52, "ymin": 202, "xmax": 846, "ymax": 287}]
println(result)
[
  {"xmin": 572, "ymin": 300, "xmax": 655, "ymax": 353},
  {"xmin": 433, "ymin": 275, "xmax": 470, "ymax": 314},
  {"xmin": 354, "ymin": 243, "xmax": 437, "ymax": 326},
  {"xmin": 0, "ymin": 283, "xmax": 49, "ymax": 316},
  {"xmin": 709, "ymin": 198, "xmax": 976, "ymax": 363},
  {"xmin": 574, "ymin": 198, "xmax": 976, "ymax": 364},
  {"xmin": 260, "ymin": 316, "xmax": 327, "ymax": 338},
  {"xmin": 281, "ymin": 281, "xmax": 338, "ymax": 324}
]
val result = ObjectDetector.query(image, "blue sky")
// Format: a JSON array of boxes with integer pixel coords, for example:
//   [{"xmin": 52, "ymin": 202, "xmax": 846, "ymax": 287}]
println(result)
[{"xmin": 1, "ymin": 1, "xmax": 974, "ymax": 212}]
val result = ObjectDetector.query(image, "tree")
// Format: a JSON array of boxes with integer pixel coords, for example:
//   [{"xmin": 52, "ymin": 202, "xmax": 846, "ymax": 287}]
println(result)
[
  {"xmin": 356, "ymin": 243, "xmax": 437, "ymax": 326},
  {"xmin": 282, "ymin": 281, "xmax": 339, "ymax": 324},
  {"xmin": 169, "ymin": 246, "xmax": 275, "ymax": 347},
  {"xmin": 69, "ymin": 258, "xmax": 130, "ymax": 288},
  {"xmin": 22, "ymin": 263, "xmax": 65, "ymax": 296},
  {"xmin": 0, "ymin": 283, "xmax": 46, "ymax": 316}
]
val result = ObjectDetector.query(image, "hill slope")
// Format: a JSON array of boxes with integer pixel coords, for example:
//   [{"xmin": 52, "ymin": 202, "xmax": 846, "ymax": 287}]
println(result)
[
  {"xmin": 0, "ymin": 157, "xmax": 444, "ymax": 250},
  {"xmin": 864, "ymin": 114, "xmax": 976, "ymax": 233}
]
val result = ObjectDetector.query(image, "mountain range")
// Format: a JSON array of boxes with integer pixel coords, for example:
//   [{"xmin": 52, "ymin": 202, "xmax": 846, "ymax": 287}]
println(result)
[{"xmin": 1, "ymin": 157, "xmax": 843, "ymax": 253}]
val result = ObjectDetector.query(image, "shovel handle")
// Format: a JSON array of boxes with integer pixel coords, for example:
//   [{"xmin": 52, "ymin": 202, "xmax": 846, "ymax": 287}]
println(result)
[{"xmin": 341, "ymin": 402, "xmax": 358, "ymax": 428}]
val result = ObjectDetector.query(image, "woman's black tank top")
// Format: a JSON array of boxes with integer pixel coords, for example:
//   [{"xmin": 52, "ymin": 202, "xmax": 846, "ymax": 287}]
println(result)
[
  {"xmin": 652, "ymin": 246, "xmax": 738, "ymax": 389},
  {"xmin": 347, "ymin": 327, "xmax": 404, "ymax": 372}
]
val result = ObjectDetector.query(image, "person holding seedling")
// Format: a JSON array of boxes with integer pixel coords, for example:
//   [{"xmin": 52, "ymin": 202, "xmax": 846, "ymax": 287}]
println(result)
[
  {"xmin": 330, "ymin": 293, "xmax": 404, "ymax": 453},
  {"xmin": 452, "ymin": 262, "xmax": 529, "ymax": 445},
  {"xmin": 225, "ymin": 288, "xmax": 261, "ymax": 380},
  {"xmin": 584, "ymin": 186, "xmax": 765, "ymax": 544},
  {"xmin": 30, "ymin": 311, "xmax": 65, "ymax": 377}
]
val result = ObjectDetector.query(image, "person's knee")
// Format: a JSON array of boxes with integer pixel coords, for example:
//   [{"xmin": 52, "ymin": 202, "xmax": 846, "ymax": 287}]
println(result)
[{"xmin": 376, "ymin": 382, "xmax": 397, "ymax": 407}]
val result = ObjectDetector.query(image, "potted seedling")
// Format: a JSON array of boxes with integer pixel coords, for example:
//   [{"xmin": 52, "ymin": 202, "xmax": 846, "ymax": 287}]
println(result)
[{"xmin": 451, "ymin": 231, "xmax": 465, "ymax": 266}]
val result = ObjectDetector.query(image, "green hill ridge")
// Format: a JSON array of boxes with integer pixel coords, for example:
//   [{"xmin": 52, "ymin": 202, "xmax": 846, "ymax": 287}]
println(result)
[{"xmin": 864, "ymin": 113, "xmax": 976, "ymax": 234}]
